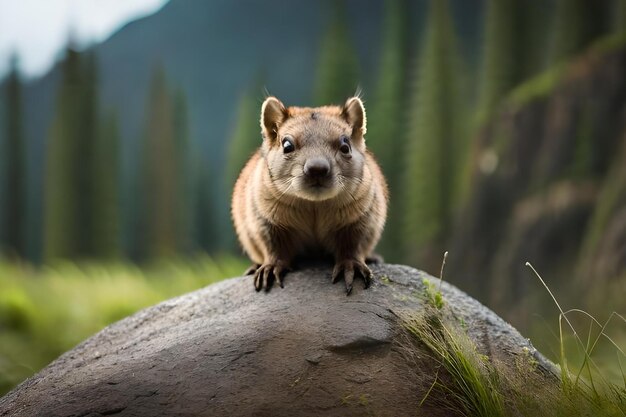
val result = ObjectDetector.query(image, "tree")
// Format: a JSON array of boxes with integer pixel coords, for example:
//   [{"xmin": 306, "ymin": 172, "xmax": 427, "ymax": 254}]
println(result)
[
  {"xmin": 193, "ymin": 160, "xmax": 218, "ymax": 255},
  {"xmin": 76, "ymin": 51, "xmax": 99, "ymax": 256},
  {"xmin": 550, "ymin": 0, "xmax": 607, "ymax": 64},
  {"xmin": 225, "ymin": 88, "xmax": 262, "ymax": 191},
  {"xmin": 92, "ymin": 110, "xmax": 121, "ymax": 259},
  {"xmin": 314, "ymin": 0, "xmax": 360, "ymax": 105},
  {"xmin": 222, "ymin": 80, "xmax": 265, "ymax": 251},
  {"xmin": 44, "ymin": 48, "xmax": 104, "ymax": 261},
  {"xmin": 617, "ymin": 0, "xmax": 626, "ymax": 34},
  {"xmin": 44, "ymin": 45, "xmax": 100, "ymax": 261},
  {"xmin": 1, "ymin": 54, "xmax": 26, "ymax": 258},
  {"xmin": 403, "ymin": 0, "xmax": 467, "ymax": 268},
  {"xmin": 477, "ymin": 0, "xmax": 546, "ymax": 123},
  {"xmin": 138, "ymin": 65, "xmax": 179, "ymax": 259},
  {"xmin": 365, "ymin": 0, "xmax": 410, "ymax": 260},
  {"xmin": 173, "ymin": 89, "xmax": 192, "ymax": 253}
]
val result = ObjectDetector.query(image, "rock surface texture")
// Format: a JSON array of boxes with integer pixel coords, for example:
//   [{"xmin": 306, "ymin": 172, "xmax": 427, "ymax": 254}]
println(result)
[{"xmin": 0, "ymin": 264, "xmax": 555, "ymax": 417}]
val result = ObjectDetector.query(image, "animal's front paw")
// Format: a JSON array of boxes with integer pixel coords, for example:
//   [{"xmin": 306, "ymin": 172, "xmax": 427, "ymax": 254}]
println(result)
[
  {"xmin": 253, "ymin": 261, "xmax": 290, "ymax": 292},
  {"xmin": 332, "ymin": 259, "xmax": 372, "ymax": 295}
]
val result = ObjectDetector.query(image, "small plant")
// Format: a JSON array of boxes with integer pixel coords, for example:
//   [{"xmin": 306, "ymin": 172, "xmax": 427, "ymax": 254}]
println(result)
[
  {"xmin": 422, "ymin": 279, "xmax": 445, "ymax": 310},
  {"xmin": 422, "ymin": 251, "xmax": 448, "ymax": 310},
  {"xmin": 406, "ymin": 312, "xmax": 505, "ymax": 416},
  {"xmin": 525, "ymin": 262, "xmax": 626, "ymax": 416},
  {"xmin": 403, "ymin": 259, "xmax": 626, "ymax": 416}
]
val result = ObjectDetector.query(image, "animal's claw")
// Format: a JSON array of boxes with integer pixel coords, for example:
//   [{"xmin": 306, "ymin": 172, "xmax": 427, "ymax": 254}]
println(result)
[
  {"xmin": 252, "ymin": 262, "xmax": 289, "ymax": 292},
  {"xmin": 332, "ymin": 259, "xmax": 372, "ymax": 295}
]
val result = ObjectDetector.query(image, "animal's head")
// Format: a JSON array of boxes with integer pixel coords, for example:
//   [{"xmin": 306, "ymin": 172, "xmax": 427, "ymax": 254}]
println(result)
[{"xmin": 260, "ymin": 96, "xmax": 367, "ymax": 202}]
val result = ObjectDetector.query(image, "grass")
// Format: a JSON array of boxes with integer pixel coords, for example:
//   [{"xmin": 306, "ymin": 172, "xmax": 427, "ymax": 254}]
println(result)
[
  {"xmin": 404, "ymin": 261, "xmax": 626, "ymax": 416},
  {"xmin": 0, "ymin": 254, "xmax": 247, "ymax": 396},
  {"xmin": 526, "ymin": 263, "xmax": 626, "ymax": 415},
  {"xmin": 406, "ymin": 313, "xmax": 505, "ymax": 416}
]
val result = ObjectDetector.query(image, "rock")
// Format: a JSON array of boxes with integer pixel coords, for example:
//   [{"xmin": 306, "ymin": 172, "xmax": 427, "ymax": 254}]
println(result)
[{"xmin": 0, "ymin": 264, "xmax": 555, "ymax": 417}]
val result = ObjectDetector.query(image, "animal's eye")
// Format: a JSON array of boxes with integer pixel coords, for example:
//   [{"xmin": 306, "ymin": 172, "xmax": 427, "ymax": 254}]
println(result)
[
  {"xmin": 282, "ymin": 137, "xmax": 295, "ymax": 154},
  {"xmin": 339, "ymin": 135, "xmax": 351, "ymax": 154}
]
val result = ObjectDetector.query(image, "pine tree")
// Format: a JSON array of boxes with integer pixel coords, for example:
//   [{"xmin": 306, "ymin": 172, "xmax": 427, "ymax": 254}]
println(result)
[
  {"xmin": 1, "ymin": 54, "xmax": 26, "ymax": 258},
  {"xmin": 478, "ymin": 0, "xmax": 525, "ymax": 122},
  {"xmin": 403, "ymin": 0, "xmax": 466, "ymax": 267},
  {"xmin": 193, "ymin": 160, "xmax": 218, "ymax": 255},
  {"xmin": 366, "ymin": 0, "xmax": 410, "ymax": 260},
  {"xmin": 92, "ymin": 110, "xmax": 121, "ymax": 258},
  {"xmin": 615, "ymin": 0, "xmax": 626, "ymax": 34},
  {"xmin": 550, "ymin": 0, "xmax": 607, "ymax": 64},
  {"xmin": 222, "ymin": 82, "xmax": 264, "ymax": 252},
  {"xmin": 477, "ymin": 1, "xmax": 553, "ymax": 124},
  {"xmin": 138, "ymin": 65, "xmax": 178, "ymax": 259},
  {"xmin": 173, "ymin": 89, "xmax": 192, "ymax": 253},
  {"xmin": 226, "ymin": 89, "xmax": 262, "ymax": 191},
  {"xmin": 44, "ymin": 45, "xmax": 100, "ymax": 260},
  {"xmin": 44, "ymin": 46, "xmax": 84, "ymax": 260},
  {"xmin": 76, "ymin": 51, "xmax": 99, "ymax": 256},
  {"xmin": 314, "ymin": 0, "xmax": 360, "ymax": 105}
]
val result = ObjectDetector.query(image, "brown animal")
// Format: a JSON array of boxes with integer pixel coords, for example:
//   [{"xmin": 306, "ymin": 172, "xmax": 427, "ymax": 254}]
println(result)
[{"xmin": 231, "ymin": 96, "xmax": 388, "ymax": 294}]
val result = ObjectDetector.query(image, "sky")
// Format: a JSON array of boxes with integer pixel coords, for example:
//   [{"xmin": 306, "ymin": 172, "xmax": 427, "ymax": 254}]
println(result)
[{"xmin": 0, "ymin": 0, "xmax": 169, "ymax": 79}]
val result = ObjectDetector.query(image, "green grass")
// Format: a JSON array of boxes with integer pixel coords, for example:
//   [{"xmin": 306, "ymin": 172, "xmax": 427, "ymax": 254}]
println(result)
[
  {"xmin": 406, "ymin": 313, "xmax": 505, "ymax": 416},
  {"xmin": 0, "ymin": 255, "xmax": 247, "ymax": 396},
  {"xmin": 404, "ymin": 263, "xmax": 626, "ymax": 417},
  {"xmin": 422, "ymin": 278, "xmax": 445, "ymax": 310}
]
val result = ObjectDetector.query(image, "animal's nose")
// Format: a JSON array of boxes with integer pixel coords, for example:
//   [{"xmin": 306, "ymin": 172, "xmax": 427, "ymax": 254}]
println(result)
[{"xmin": 304, "ymin": 157, "xmax": 331, "ymax": 179}]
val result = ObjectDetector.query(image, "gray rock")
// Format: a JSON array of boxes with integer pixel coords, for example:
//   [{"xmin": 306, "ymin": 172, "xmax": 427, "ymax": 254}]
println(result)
[{"xmin": 0, "ymin": 264, "xmax": 556, "ymax": 417}]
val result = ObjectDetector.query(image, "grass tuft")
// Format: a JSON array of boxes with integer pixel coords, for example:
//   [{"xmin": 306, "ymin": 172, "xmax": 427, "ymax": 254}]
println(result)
[
  {"xmin": 525, "ymin": 262, "xmax": 626, "ymax": 416},
  {"xmin": 403, "ymin": 261, "xmax": 626, "ymax": 416},
  {"xmin": 422, "ymin": 279, "xmax": 445, "ymax": 310},
  {"xmin": 406, "ymin": 312, "xmax": 505, "ymax": 416}
]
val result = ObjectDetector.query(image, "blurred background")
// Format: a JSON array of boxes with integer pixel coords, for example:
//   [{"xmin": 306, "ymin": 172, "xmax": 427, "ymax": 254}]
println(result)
[{"xmin": 1, "ymin": 0, "xmax": 625, "ymax": 395}]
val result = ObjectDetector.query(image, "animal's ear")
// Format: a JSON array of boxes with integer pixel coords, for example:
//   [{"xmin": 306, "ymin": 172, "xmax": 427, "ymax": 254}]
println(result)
[
  {"xmin": 261, "ymin": 97, "xmax": 288, "ymax": 142},
  {"xmin": 341, "ymin": 97, "xmax": 367, "ymax": 139}
]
